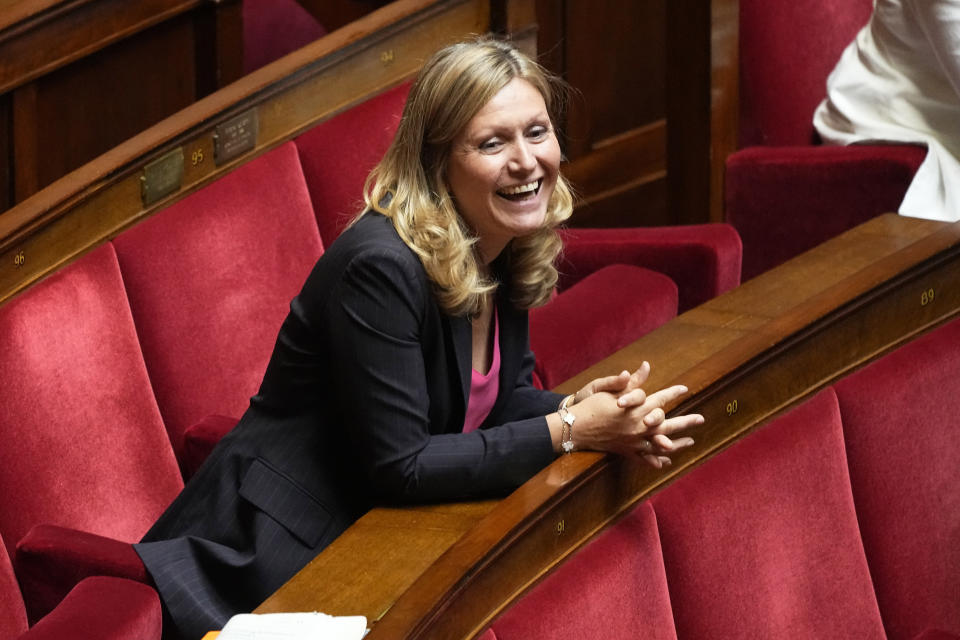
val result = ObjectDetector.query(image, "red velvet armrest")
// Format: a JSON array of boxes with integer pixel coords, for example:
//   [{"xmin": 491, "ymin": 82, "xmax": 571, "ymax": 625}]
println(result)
[
  {"xmin": 725, "ymin": 144, "xmax": 926, "ymax": 280},
  {"xmin": 557, "ymin": 224, "xmax": 741, "ymax": 313},
  {"xmin": 21, "ymin": 576, "xmax": 161, "ymax": 640},
  {"xmin": 15, "ymin": 524, "xmax": 148, "ymax": 624},
  {"xmin": 181, "ymin": 414, "xmax": 240, "ymax": 479}
]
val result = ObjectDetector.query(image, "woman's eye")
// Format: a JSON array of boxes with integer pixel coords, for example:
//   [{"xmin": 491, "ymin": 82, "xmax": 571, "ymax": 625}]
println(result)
[
  {"xmin": 479, "ymin": 139, "xmax": 503, "ymax": 152},
  {"xmin": 528, "ymin": 126, "xmax": 549, "ymax": 140}
]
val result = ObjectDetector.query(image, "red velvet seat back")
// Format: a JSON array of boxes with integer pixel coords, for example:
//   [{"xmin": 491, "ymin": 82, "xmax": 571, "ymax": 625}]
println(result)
[
  {"xmin": 739, "ymin": 0, "xmax": 873, "ymax": 146},
  {"xmin": 834, "ymin": 318, "xmax": 960, "ymax": 639},
  {"xmin": 529, "ymin": 265, "xmax": 677, "ymax": 389},
  {"xmin": 113, "ymin": 142, "xmax": 322, "ymax": 462},
  {"xmin": 295, "ymin": 82, "xmax": 410, "ymax": 246},
  {"xmin": 490, "ymin": 502, "xmax": 677, "ymax": 640},
  {"xmin": 0, "ymin": 245, "xmax": 183, "ymax": 556},
  {"xmin": 0, "ymin": 536, "xmax": 28, "ymax": 640},
  {"xmin": 653, "ymin": 388, "xmax": 885, "ymax": 638},
  {"xmin": 242, "ymin": 0, "xmax": 327, "ymax": 74}
]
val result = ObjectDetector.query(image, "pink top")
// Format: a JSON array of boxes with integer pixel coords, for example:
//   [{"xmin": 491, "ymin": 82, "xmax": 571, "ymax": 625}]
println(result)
[{"xmin": 462, "ymin": 310, "xmax": 500, "ymax": 433}]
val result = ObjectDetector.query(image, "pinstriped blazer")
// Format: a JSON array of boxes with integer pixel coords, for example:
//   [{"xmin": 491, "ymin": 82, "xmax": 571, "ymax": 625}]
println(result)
[{"xmin": 135, "ymin": 211, "xmax": 564, "ymax": 640}]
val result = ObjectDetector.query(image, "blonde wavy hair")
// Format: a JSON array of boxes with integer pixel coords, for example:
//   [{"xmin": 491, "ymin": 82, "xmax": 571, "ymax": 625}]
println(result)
[{"xmin": 362, "ymin": 37, "xmax": 574, "ymax": 317}]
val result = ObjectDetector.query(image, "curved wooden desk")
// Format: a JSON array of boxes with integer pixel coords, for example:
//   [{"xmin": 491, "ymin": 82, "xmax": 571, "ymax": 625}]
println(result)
[{"xmin": 257, "ymin": 213, "xmax": 960, "ymax": 638}]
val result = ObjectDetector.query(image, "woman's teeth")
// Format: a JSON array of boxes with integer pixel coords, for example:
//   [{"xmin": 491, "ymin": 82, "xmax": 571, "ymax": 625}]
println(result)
[{"xmin": 497, "ymin": 180, "xmax": 540, "ymax": 199}]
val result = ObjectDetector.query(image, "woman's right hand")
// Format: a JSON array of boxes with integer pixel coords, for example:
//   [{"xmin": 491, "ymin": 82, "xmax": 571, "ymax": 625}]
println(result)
[{"xmin": 557, "ymin": 381, "xmax": 702, "ymax": 468}]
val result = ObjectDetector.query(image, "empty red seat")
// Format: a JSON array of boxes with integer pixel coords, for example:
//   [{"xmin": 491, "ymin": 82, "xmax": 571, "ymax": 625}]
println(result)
[
  {"xmin": 726, "ymin": 0, "xmax": 924, "ymax": 279},
  {"xmin": 0, "ymin": 533, "xmax": 161, "ymax": 640},
  {"xmin": 295, "ymin": 82, "xmax": 411, "ymax": 246},
  {"xmin": 0, "ymin": 244, "xmax": 183, "ymax": 620},
  {"xmin": 113, "ymin": 142, "xmax": 323, "ymax": 474},
  {"xmin": 652, "ymin": 388, "xmax": 885, "ymax": 638},
  {"xmin": 489, "ymin": 502, "xmax": 677, "ymax": 640},
  {"xmin": 834, "ymin": 318, "xmax": 960, "ymax": 639}
]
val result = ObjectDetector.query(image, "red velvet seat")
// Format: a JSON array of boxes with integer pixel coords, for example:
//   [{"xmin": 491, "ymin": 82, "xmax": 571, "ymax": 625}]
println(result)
[
  {"xmin": 726, "ymin": 0, "xmax": 926, "ymax": 280},
  {"xmin": 113, "ymin": 142, "xmax": 323, "ymax": 474},
  {"xmin": 529, "ymin": 264, "xmax": 677, "ymax": 389},
  {"xmin": 489, "ymin": 502, "xmax": 677, "ymax": 640},
  {"xmin": 0, "ymin": 534, "xmax": 162, "ymax": 640},
  {"xmin": 0, "ymin": 244, "xmax": 183, "ymax": 621},
  {"xmin": 652, "ymin": 388, "xmax": 885, "ymax": 638},
  {"xmin": 242, "ymin": 0, "xmax": 327, "ymax": 74},
  {"xmin": 294, "ymin": 82, "xmax": 412, "ymax": 246},
  {"xmin": 834, "ymin": 319, "xmax": 960, "ymax": 639}
]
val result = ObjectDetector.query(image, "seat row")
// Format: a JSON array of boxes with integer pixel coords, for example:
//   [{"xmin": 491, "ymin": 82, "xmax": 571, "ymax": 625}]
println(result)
[
  {"xmin": 482, "ymin": 314, "xmax": 960, "ymax": 639},
  {"xmin": 0, "ymin": 83, "xmax": 740, "ymax": 635}
]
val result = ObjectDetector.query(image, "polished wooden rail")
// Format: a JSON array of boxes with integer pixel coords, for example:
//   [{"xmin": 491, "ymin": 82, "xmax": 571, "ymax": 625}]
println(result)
[
  {"xmin": 257, "ymin": 213, "xmax": 960, "ymax": 638},
  {"xmin": 0, "ymin": 0, "xmax": 528, "ymax": 308}
]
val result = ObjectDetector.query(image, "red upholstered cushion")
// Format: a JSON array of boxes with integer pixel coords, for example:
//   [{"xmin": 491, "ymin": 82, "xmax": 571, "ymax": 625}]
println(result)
[
  {"xmin": 530, "ymin": 264, "xmax": 677, "ymax": 389},
  {"xmin": 725, "ymin": 144, "xmax": 925, "ymax": 280},
  {"xmin": 652, "ymin": 388, "xmax": 885, "ymax": 639},
  {"xmin": 15, "ymin": 525, "xmax": 148, "ymax": 624},
  {"xmin": 181, "ymin": 414, "xmax": 240, "ymax": 479},
  {"xmin": 557, "ymin": 224, "xmax": 741, "ymax": 313},
  {"xmin": 113, "ymin": 142, "xmax": 322, "ymax": 462},
  {"xmin": 21, "ymin": 577, "xmax": 161, "ymax": 640},
  {"xmin": 0, "ymin": 244, "xmax": 183, "ymax": 557},
  {"xmin": 295, "ymin": 82, "xmax": 410, "ymax": 245},
  {"xmin": 242, "ymin": 0, "xmax": 327, "ymax": 74},
  {"xmin": 739, "ymin": 0, "xmax": 874, "ymax": 147},
  {"xmin": 0, "ymin": 536, "xmax": 28, "ymax": 640},
  {"xmin": 491, "ymin": 502, "xmax": 676, "ymax": 640},
  {"xmin": 834, "ymin": 318, "xmax": 960, "ymax": 639}
]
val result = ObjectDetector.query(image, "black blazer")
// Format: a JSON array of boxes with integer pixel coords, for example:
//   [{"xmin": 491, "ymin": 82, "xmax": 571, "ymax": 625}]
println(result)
[{"xmin": 135, "ymin": 212, "xmax": 563, "ymax": 640}]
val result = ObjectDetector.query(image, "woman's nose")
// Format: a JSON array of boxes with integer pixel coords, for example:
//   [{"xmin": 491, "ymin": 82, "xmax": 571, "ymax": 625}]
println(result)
[{"xmin": 508, "ymin": 140, "xmax": 537, "ymax": 173}]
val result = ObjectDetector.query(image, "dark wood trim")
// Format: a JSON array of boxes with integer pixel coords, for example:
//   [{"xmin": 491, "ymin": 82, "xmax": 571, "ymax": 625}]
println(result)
[
  {"xmin": 11, "ymin": 82, "xmax": 38, "ymax": 201},
  {"xmin": 665, "ymin": 0, "xmax": 738, "ymax": 224},
  {"xmin": 193, "ymin": 0, "xmax": 243, "ymax": 97}
]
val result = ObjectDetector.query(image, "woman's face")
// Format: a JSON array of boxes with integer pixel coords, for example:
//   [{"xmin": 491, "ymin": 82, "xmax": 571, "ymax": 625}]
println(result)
[{"xmin": 446, "ymin": 77, "xmax": 562, "ymax": 263}]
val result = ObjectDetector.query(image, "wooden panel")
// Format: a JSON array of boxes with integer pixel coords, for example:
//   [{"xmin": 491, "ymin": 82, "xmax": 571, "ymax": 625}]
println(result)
[
  {"xmin": 29, "ymin": 15, "xmax": 198, "ymax": 191},
  {"xmin": 0, "ymin": 0, "xmax": 206, "ymax": 93},
  {"xmin": 536, "ymin": 0, "xmax": 669, "ymax": 227},
  {"xmin": 11, "ymin": 82, "xmax": 38, "ymax": 201},
  {"xmin": 0, "ymin": 0, "xmax": 243, "ymax": 208},
  {"xmin": 0, "ymin": 94, "xmax": 9, "ymax": 209},
  {"xmin": 562, "ymin": 119, "xmax": 668, "ymax": 227},
  {"xmin": 193, "ymin": 0, "xmax": 244, "ymax": 97},
  {"xmin": 256, "ymin": 214, "xmax": 960, "ymax": 639},
  {"xmin": 665, "ymin": 0, "xmax": 738, "ymax": 224}
]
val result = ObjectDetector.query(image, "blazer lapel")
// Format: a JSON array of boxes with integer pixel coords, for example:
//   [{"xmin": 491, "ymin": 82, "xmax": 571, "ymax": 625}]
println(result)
[{"xmin": 450, "ymin": 313, "xmax": 472, "ymax": 416}]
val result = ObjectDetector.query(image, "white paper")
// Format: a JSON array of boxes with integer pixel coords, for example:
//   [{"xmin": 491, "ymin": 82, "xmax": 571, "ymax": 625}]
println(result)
[{"xmin": 217, "ymin": 612, "xmax": 368, "ymax": 639}]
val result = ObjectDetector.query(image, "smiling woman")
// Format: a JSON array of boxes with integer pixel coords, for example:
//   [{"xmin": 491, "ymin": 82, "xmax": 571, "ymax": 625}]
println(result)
[{"xmin": 132, "ymin": 37, "xmax": 703, "ymax": 640}]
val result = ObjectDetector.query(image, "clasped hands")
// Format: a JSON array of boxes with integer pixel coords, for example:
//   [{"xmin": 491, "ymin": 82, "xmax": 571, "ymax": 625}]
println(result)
[{"xmin": 561, "ymin": 361, "xmax": 703, "ymax": 468}]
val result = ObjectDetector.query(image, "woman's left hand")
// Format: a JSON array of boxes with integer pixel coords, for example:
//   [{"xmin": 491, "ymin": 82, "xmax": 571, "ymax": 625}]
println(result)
[{"xmin": 572, "ymin": 361, "xmax": 651, "ymax": 405}]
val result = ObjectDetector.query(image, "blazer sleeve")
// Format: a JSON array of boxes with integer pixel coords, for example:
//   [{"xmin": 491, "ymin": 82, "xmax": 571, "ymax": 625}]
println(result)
[{"xmin": 325, "ymin": 246, "xmax": 556, "ymax": 503}]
